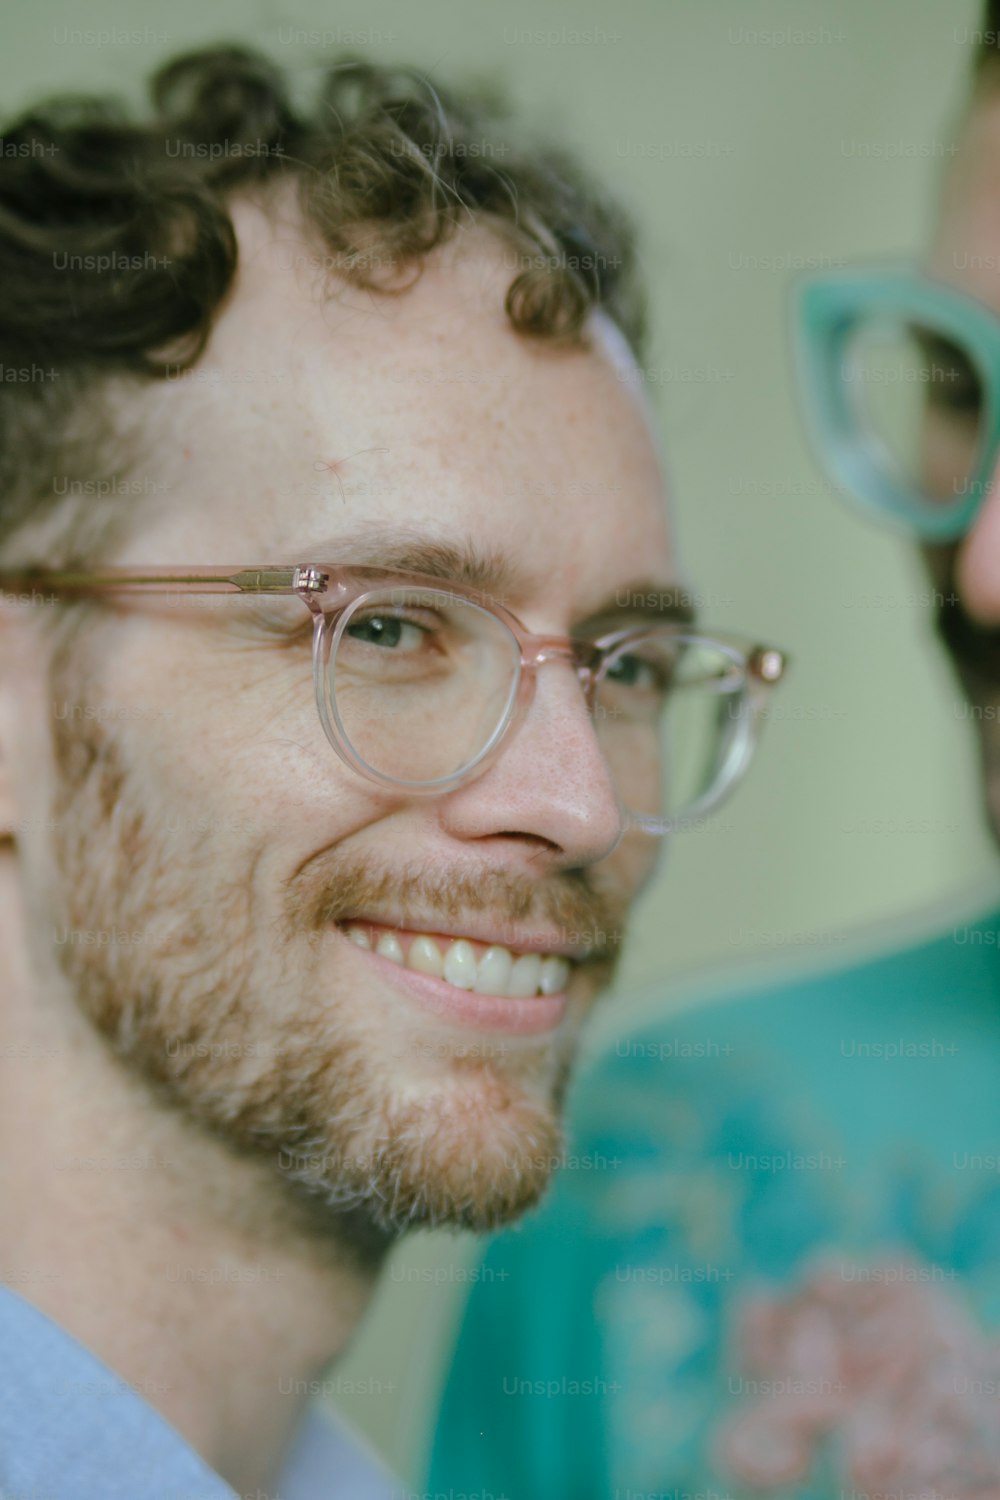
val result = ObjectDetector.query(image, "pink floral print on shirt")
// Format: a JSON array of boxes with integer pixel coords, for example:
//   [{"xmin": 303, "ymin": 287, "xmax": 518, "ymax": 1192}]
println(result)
[{"xmin": 712, "ymin": 1256, "xmax": 1000, "ymax": 1497}]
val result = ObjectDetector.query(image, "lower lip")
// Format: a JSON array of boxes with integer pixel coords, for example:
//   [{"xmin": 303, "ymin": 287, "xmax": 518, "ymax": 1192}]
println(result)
[{"xmin": 334, "ymin": 926, "xmax": 571, "ymax": 1035}]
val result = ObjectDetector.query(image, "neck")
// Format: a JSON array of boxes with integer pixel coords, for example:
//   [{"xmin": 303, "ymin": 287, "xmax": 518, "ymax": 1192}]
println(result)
[{"xmin": 0, "ymin": 881, "xmax": 388, "ymax": 1494}]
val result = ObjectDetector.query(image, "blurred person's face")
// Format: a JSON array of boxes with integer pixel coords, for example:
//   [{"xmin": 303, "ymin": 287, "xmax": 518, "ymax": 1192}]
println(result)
[
  {"xmin": 1, "ymin": 197, "xmax": 678, "ymax": 1242},
  {"xmin": 924, "ymin": 88, "xmax": 1000, "ymax": 840}
]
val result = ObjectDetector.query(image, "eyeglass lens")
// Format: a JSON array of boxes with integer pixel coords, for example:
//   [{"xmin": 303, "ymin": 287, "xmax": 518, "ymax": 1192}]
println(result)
[
  {"xmin": 841, "ymin": 317, "xmax": 987, "ymax": 510},
  {"xmin": 324, "ymin": 588, "xmax": 751, "ymax": 824}
]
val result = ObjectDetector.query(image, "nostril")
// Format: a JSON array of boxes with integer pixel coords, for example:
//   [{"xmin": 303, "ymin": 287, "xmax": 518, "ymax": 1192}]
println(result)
[{"xmin": 494, "ymin": 832, "xmax": 563, "ymax": 865}]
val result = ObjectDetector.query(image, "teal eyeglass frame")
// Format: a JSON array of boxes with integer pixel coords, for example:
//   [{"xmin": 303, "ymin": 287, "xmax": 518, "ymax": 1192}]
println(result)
[{"xmin": 794, "ymin": 265, "xmax": 1000, "ymax": 541}]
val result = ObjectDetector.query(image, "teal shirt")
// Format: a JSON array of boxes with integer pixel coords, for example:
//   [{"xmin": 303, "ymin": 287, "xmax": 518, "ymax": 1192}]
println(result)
[{"xmin": 429, "ymin": 900, "xmax": 1000, "ymax": 1498}]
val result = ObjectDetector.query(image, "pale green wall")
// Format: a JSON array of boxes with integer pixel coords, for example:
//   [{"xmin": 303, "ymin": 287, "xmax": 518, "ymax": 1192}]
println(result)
[{"xmin": 5, "ymin": 0, "xmax": 997, "ymax": 1483}]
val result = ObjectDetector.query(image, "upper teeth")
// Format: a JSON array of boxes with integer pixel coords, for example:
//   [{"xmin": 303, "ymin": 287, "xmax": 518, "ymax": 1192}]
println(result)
[{"xmin": 345, "ymin": 925, "xmax": 571, "ymax": 999}]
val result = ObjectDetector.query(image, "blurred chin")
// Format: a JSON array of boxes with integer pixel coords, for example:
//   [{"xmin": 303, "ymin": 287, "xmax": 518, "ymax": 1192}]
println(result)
[
  {"xmin": 930, "ymin": 579, "xmax": 1000, "ymax": 848},
  {"xmin": 947, "ymin": 655, "xmax": 1000, "ymax": 850},
  {"xmin": 973, "ymin": 716, "xmax": 1000, "ymax": 849}
]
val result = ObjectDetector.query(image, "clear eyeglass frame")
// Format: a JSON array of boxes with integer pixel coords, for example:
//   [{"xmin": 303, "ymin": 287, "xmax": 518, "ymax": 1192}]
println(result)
[
  {"xmin": 794, "ymin": 263, "xmax": 1000, "ymax": 540},
  {"xmin": 0, "ymin": 560, "xmax": 789, "ymax": 837}
]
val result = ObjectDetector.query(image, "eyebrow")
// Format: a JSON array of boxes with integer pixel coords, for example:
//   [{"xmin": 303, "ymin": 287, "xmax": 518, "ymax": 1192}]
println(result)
[{"xmin": 280, "ymin": 526, "xmax": 697, "ymax": 629}]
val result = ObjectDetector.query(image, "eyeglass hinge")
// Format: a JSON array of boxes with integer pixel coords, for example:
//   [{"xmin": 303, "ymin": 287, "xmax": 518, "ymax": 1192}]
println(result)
[
  {"xmin": 748, "ymin": 646, "xmax": 787, "ymax": 683},
  {"xmin": 292, "ymin": 566, "xmax": 330, "ymax": 594}
]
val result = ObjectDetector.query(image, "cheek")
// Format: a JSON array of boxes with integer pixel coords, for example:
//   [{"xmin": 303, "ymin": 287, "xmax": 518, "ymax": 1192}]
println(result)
[
  {"xmin": 12, "ymin": 718, "xmax": 58, "ymax": 838},
  {"xmin": 919, "ymin": 407, "xmax": 983, "ymax": 502},
  {"xmin": 921, "ymin": 542, "xmax": 955, "ymax": 591},
  {"xmin": 606, "ymin": 827, "xmax": 662, "ymax": 905},
  {"xmin": 104, "ymin": 622, "xmax": 392, "ymax": 844}
]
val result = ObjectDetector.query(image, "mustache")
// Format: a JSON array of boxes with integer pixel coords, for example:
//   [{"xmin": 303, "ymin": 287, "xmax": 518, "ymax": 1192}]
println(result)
[{"xmin": 284, "ymin": 851, "xmax": 630, "ymax": 969}]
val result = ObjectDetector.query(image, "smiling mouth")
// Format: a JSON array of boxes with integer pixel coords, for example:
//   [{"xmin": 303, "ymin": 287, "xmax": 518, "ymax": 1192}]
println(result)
[{"xmin": 334, "ymin": 918, "xmax": 573, "ymax": 1000}]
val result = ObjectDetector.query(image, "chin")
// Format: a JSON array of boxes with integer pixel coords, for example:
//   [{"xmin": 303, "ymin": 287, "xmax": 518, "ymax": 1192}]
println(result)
[
  {"xmin": 962, "ymin": 687, "xmax": 1000, "ymax": 851},
  {"xmin": 981, "ymin": 749, "xmax": 1000, "ymax": 851},
  {"xmin": 939, "ymin": 634, "xmax": 1000, "ymax": 852},
  {"xmin": 259, "ymin": 957, "xmax": 592, "ymax": 1239},
  {"xmin": 276, "ymin": 1040, "xmax": 576, "ymax": 1235}
]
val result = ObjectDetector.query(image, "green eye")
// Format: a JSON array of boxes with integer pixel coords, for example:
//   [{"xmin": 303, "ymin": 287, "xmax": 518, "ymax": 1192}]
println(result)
[
  {"xmin": 605, "ymin": 652, "xmax": 668, "ymax": 691},
  {"xmin": 345, "ymin": 613, "xmax": 433, "ymax": 651}
]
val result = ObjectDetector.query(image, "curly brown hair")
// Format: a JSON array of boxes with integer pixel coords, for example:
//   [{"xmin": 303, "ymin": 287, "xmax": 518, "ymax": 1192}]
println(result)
[{"xmin": 0, "ymin": 43, "xmax": 647, "ymax": 571}]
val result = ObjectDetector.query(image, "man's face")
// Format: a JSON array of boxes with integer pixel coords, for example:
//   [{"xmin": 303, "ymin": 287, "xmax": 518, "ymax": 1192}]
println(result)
[
  {"xmin": 926, "ymin": 92, "xmax": 1000, "ymax": 840},
  {"xmin": 5, "ymin": 197, "xmax": 678, "ymax": 1241}
]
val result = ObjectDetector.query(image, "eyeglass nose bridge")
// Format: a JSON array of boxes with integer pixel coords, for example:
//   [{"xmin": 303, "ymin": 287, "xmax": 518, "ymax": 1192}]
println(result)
[{"xmin": 521, "ymin": 636, "xmax": 603, "ymax": 708}]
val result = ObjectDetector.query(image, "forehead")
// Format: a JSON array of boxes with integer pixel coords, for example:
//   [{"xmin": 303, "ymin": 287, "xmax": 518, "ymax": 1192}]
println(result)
[{"xmin": 120, "ymin": 194, "xmax": 675, "ymax": 616}]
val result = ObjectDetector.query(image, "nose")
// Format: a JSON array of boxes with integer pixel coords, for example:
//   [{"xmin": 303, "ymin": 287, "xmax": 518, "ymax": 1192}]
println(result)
[{"xmin": 435, "ymin": 656, "xmax": 625, "ymax": 867}]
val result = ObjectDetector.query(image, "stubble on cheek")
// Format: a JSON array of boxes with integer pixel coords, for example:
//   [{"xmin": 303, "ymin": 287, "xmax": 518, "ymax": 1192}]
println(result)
[
  {"xmin": 43, "ymin": 633, "xmax": 359, "ymax": 1151},
  {"xmin": 40, "ymin": 636, "xmax": 627, "ymax": 1237}
]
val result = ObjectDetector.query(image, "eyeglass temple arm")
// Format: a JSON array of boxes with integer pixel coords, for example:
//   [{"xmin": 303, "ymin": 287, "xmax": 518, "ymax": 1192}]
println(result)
[
  {"xmin": 0, "ymin": 570, "xmax": 792, "ymax": 697},
  {"xmin": 0, "ymin": 565, "xmax": 331, "ymax": 596}
]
